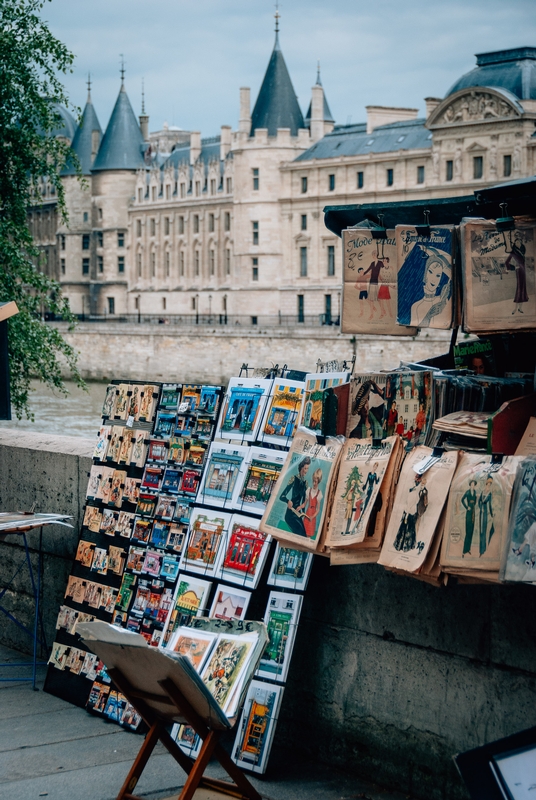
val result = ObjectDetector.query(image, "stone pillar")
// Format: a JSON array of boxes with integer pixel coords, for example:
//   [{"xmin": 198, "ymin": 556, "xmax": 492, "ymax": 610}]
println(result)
[{"xmin": 239, "ymin": 87, "xmax": 251, "ymax": 134}]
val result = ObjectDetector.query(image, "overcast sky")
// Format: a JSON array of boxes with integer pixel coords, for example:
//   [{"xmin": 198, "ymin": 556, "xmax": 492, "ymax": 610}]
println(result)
[{"xmin": 43, "ymin": 0, "xmax": 536, "ymax": 136}]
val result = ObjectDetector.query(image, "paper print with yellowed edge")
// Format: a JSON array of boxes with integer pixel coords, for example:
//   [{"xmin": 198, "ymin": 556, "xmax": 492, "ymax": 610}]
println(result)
[
  {"xmin": 441, "ymin": 453, "xmax": 521, "ymax": 572},
  {"xmin": 261, "ymin": 431, "xmax": 343, "ymax": 550},
  {"xmin": 102, "ymin": 384, "xmax": 116, "ymax": 419},
  {"xmin": 501, "ymin": 459, "xmax": 536, "ymax": 584},
  {"xmin": 209, "ymin": 584, "xmax": 251, "ymax": 621},
  {"xmin": 198, "ymin": 443, "xmax": 249, "ymax": 508},
  {"xmin": 113, "ymin": 383, "xmax": 130, "ymax": 420},
  {"xmin": 267, "ymin": 544, "xmax": 313, "ymax": 591},
  {"xmin": 200, "ymin": 632, "xmax": 257, "ymax": 714},
  {"xmin": 167, "ymin": 627, "xmax": 217, "ymax": 672},
  {"xmin": 461, "ymin": 219, "xmax": 536, "ymax": 332},
  {"xmin": 180, "ymin": 508, "xmax": 231, "ymax": 577},
  {"xmin": 259, "ymin": 379, "xmax": 305, "ymax": 446},
  {"xmin": 327, "ymin": 437, "xmax": 396, "ymax": 547},
  {"xmin": 160, "ymin": 574, "xmax": 212, "ymax": 646},
  {"xmin": 217, "ymin": 378, "xmax": 272, "ymax": 442},
  {"xmin": 93, "ymin": 426, "xmax": 111, "ymax": 461},
  {"xmin": 257, "ymin": 591, "xmax": 302, "ymax": 683},
  {"xmin": 299, "ymin": 372, "xmax": 349, "ymax": 434},
  {"xmin": 137, "ymin": 384, "xmax": 159, "ymax": 423},
  {"xmin": 234, "ymin": 447, "xmax": 286, "ymax": 517},
  {"xmin": 232, "ymin": 680, "xmax": 284, "ymax": 774},
  {"xmin": 379, "ymin": 446, "xmax": 458, "ymax": 573},
  {"xmin": 218, "ymin": 514, "xmax": 271, "ymax": 589},
  {"xmin": 346, "ymin": 371, "xmax": 433, "ymax": 451},
  {"xmin": 396, "ymin": 226, "xmax": 454, "ymax": 329},
  {"xmin": 341, "ymin": 228, "xmax": 418, "ymax": 335}
]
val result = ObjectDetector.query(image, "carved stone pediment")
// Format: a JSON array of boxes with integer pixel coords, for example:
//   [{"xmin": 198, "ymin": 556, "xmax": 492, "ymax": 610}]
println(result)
[{"xmin": 427, "ymin": 88, "xmax": 523, "ymax": 129}]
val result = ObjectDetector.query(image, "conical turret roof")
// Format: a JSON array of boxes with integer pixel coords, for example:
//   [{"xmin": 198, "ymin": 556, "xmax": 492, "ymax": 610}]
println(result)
[
  {"xmin": 92, "ymin": 82, "xmax": 144, "ymax": 172},
  {"xmin": 250, "ymin": 32, "xmax": 305, "ymax": 137},
  {"xmin": 305, "ymin": 65, "xmax": 334, "ymax": 126},
  {"xmin": 62, "ymin": 92, "xmax": 102, "ymax": 175}
]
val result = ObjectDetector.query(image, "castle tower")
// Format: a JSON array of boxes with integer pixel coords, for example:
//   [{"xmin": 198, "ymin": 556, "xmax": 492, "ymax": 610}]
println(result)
[
  {"xmin": 305, "ymin": 63, "xmax": 334, "ymax": 142},
  {"xmin": 91, "ymin": 68, "xmax": 145, "ymax": 315}
]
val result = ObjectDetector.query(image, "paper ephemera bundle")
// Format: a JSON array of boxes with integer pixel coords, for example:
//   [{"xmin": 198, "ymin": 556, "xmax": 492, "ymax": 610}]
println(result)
[
  {"xmin": 341, "ymin": 228, "xmax": 417, "ymax": 336},
  {"xmin": 396, "ymin": 226, "xmax": 455, "ymax": 330},
  {"xmin": 260, "ymin": 430, "xmax": 343, "ymax": 551},
  {"xmin": 441, "ymin": 453, "xmax": 522, "ymax": 580},
  {"xmin": 326, "ymin": 437, "xmax": 397, "ymax": 547},
  {"xmin": 461, "ymin": 218, "xmax": 536, "ymax": 333},
  {"xmin": 329, "ymin": 436, "xmax": 405, "ymax": 565},
  {"xmin": 379, "ymin": 446, "xmax": 459, "ymax": 574},
  {"xmin": 500, "ymin": 458, "xmax": 536, "ymax": 585}
]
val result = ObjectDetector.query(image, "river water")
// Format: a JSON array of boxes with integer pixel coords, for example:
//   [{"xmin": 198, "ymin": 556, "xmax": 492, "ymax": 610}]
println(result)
[{"xmin": 0, "ymin": 380, "xmax": 108, "ymax": 439}]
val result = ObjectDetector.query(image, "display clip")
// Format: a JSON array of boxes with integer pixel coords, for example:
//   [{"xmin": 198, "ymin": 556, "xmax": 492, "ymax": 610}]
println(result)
[{"xmin": 415, "ymin": 209, "xmax": 430, "ymax": 237}]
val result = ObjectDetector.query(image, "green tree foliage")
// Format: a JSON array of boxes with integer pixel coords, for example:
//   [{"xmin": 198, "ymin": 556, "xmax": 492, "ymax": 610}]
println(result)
[{"xmin": 0, "ymin": 0, "xmax": 84, "ymax": 418}]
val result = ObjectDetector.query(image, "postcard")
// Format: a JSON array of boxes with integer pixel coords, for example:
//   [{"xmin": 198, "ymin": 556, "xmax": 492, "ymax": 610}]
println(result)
[
  {"xmin": 166, "ymin": 523, "xmax": 188, "ymax": 554},
  {"xmin": 115, "ymin": 511, "xmax": 134, "ymax": 538},
  {"xmin": 461, "ymin": 218, "xmax": 536, "ymax": 334},
  {"xmin": 100, "ymin": 508, "xmax": 118, "ymax": 536},
  {"xmin": 179, "ymin": 469, "xmax": 200, "ymax": 496},
  {"xmin": 200, "ymin": 632, "xmax": 257, "ymax": 714},
  {"xmin": 127, "ymin": 384, "xmax": 142, "ymax": 419},
  {"xmin": 441, "ymin": 453, "xmax": 521, "ymax": 572},
  {"xmin": 83, "ymin": 505, "xmax": 102, "ymax": 533},
  {"xmin": 167, "ymin": 627, "xmax": 217, "ymax": 672},
  {"xmin": 69, "ymin": 577, "xmax": 87, "ymax": 606},
  {"xmin": 48, "ymin": 642, "xmax": 69, "ymax": 670},
  {"xmin": 396, "ymin": 225, "xmax": 455, "ymax": 329},
  {"xmin": 141, "ymin": 465, "xmax": 163, "ymax": 492},
  {"xmin": 120, "ymin": 702, "xmax": 142, "ymax": 732},
  {"xmin": 379, "ymin": 446, "xmax": 459, "ymax": 573},
  {"xmin": 100, "ymin": 586, "xmax": 117, "ymax": 614},
  {"xmin": 217, "ymin": 378, "xmax": 272, "ymax": 442},
  {"xmin": 150, "ymin": 521, "xmax": 170, "ymax": 549},
  {"xmin": 327, "ymin": 437, "xmax": 396, "ymax": 547},
  {"xmin": 199, "ymin": 385, "xmax": 221, "ymax": 415},
  {"xmin": 80, "ymin": 652, "xmax": 99, "ymax": 681},
  {"xmin": 161, "ymin": 574, "xmax": 212, "ymax": 644},
  {"xmin": 171, "ymin": 724, "xmax": 201, "ymax": 759},
  {"xmin": 130, "ymin": 431, "xmax": 147, "ymax": 467},
  {"xmin": 219, "ymin": 514, "xmax": 271, "ymax": 589},
  {"xmin": 234, "ymin": 447, "xmax": 286, "ymax": 517},
  {"xmin": 298, "ymin": 372, "xmax": 349, "ymax": 434},
  {"xmin": 131, "ymin": 583, "xmax": 151, "ymax": 616},
  {"xmin": 75, "ymin": 539, "xmax": 95, "ymax": 569},
  {"xmin": 117, "ymin": 432, "xmax": 133, "ymax": 465},
  {"xmin": 180, "ymin": 508, "xmax": 231, "ymax": 577},
  {"xmin": 154, "ymin": 495, "xmax": 176, "ymax": 521},
  {"xmin": 160, "ymin": 383, "xmax": 181, "ymax": 411},
  {"xmin": 261, "ymin": 430, "xmax": 343, "ymax": 551},
  {"xmin": 155, "ymin": 411, "xmax": 176, "ymax": 437},
  {"xmin": 101, "ymin": 384, "xmax": 117, "ymax": 419},
  {"xmin": 341, "ymin": 228, "xmax": 418, "ymax": 336},
  {"xmin": 87, "ymin": 681, "xmax": 111, "ymax": 713},
  {"xmin": 181, "ymin": 384, "xmax": 202, "ymax": 412},
  {"xmin": 142, "ymin": 550, "xmax": 163, "ymax": 578},
  {"xmin": 232, "ymin": 680, "xmax": 284, "ymax": 773},
  {"xmin": 259, "ymin": 379, "xmax": 305, "ymax": 445},
  {"xmin": 163, "ymin": 467, "xmax": 182, "ymax": 494},
  {"xmin": 122, "ymin": 478, "xmax": 140, "ymax": 506},
  {"xmin": 132, "ymin": 517, "xmax": 152, "ymax": 544},
  {"xmin": 93, "ymin": 425, "xmax": 111, "ymax": 461},
  {"xmin": 148, "ymin": 439, "xmax": 169, "ymax": 463},
  {"xmin": 161, "ymin": 554, "xmax": 180, "ymax": 582},
  {"xmin": 185, "ymin": 442, "xmax": 208, "ymax": 467},
  {"xmin": 91, "ymin": 547, "xmax": 108, "ymax": 575},
  {"xmin": 195, "ymin": 417, "xmax": 213, "ymax": 440},
  {"xmin": 86, "ymin": 466, "xmax": 103, "ymax": 500},
  {"xmin": 209, "ymin": 584, "xmax": 251, "ymax": 621},
  {"xmin": 108, "ymin": 545, "xmax": 126, "ymax": 576},
  {"xmin": 137, "ymin": 493, "xmax": 157, "ymax": 517},
  {"xmin": 107, "ymin": 426, "xmax": 123, "ymax": 463},
  {"xmin": 137, "ymin": 384, "xmax": 159, "ymax": 423},
  {"xmin": 257, "ymin": 591, "xmax": 303, "ymax": 683},
  {"xmin": 198, "ymin": 443, "xmax": 249, "ymax": 508},
  {"xmin": 95, "ymin": 467, "xmax": 114, "ymax": 503},
  {"xmin": 109, "ymin": 470, "xmax": 126, "ymax": 508},
  {"xmin": 174, "ymin": 502, "xmax": 192, "ymax": 524},
  {"xmin": 168, "ymin": 437, "xmax": 185, "ymax": 465},
  {"xmin": 85, "ymin": 582, "xmax": 104, "ymax": 609},
  {"xmin": 113, "ymin": 383, "xmax": 130, "ymax": 420},
  {"xmin": 346, "ymin": 370, "xmax": 433, "ymax": 451},
  {"xmin": 267, "ymin": 544, "xmax": 313, "ymax": 591}
]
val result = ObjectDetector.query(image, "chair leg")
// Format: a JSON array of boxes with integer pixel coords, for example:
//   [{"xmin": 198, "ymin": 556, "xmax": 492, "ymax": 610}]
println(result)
[
  {"xmin": 179, "ymin": 729, "xmax": 218, "ymax": 800},
  {"xmin": 116, "ymin": 721, "xmax": 161, "ymax": 800}
]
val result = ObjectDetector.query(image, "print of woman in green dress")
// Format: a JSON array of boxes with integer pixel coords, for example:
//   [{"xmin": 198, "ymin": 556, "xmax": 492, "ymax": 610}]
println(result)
[
  {"xmin": 461, "ymin": 479, "xmax": 477, "ymax": 555},
  {"xmin": 478, "ymin": 476, "xmax": 494, "ymax": 556}
]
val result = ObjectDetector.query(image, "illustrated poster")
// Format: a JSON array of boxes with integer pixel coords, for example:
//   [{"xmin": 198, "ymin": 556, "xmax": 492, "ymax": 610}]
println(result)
[
  {"xmin": 232, "ymin": 680, "xmax": 284, "ymax": 774},
  {"xmin": 501, "ymin": 458, "xmax": 536, "ymax": 584}
]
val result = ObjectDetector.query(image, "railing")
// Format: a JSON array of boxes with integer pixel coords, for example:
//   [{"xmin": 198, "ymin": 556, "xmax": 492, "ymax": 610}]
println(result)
[{"xmin": 58, "ymin": 313, "xmax": 341, "ymax": 328}]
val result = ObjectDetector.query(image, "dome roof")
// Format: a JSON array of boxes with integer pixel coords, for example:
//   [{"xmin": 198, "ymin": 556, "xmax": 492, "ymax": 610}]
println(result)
[
  {"xmin": 446, "ymin": 47, "xmax": 536, "ymax": 100},
  {"xmin": 48, "ymin": 102, "xmax": 77, "ymax": 141}
]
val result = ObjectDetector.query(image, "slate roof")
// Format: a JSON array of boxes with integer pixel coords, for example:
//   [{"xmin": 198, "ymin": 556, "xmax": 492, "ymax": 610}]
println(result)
[
  {"xmin": 305, "ymin": 67, "xmax": 334, "ymax": 126},
  {"xmin": 164, "ymin": 137, "xmax": 221, "ymax": 171},
  {"xmin": 48, "ymin": 102, "xmax": 77, "ymax": 141},
  {"xmin": 250, "ymin": 33, "xmax": 305, "ymax": 136},
  {"xmin": 62, "ymin": 95, "xmax": 102, "ymax": 175},
  {"xmin": 295, "ymin": 118, "xmax": 431, "ymax": 162},
  {"xmin": 447, "ymin": 47, "xmax": 536, "ymax": 100},
  {"xmin": 92, "ymin": 83, "xmax": 145, "ymax": 172}
]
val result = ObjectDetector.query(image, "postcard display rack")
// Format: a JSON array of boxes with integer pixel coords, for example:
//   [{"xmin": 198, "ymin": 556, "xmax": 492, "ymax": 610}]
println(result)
[{"xmin": 44, "ymin": 374, "xmax": 321, "ymax": 775}]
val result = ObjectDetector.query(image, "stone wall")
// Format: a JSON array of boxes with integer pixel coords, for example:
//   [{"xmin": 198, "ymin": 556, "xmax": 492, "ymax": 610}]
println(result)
[
  {"xmin": 56, "ymin": 322, "xmax": 451, "ymax": 383},
  {"xmin": 3, "ymin": 427, "xmax": 535, "ymax": 800},
  {"xmin": 0, "ymin": 430, "xmax": 92, "ymax": 654}
]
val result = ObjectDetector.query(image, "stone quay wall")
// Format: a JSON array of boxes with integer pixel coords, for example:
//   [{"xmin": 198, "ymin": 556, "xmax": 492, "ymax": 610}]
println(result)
[
  {"xmin": 54, "ymin": 322, "xmax": 452, "ymax": 382},
  {"xmin": 1, "ymin": 430, "xmax": 536, "ymax": 799}
]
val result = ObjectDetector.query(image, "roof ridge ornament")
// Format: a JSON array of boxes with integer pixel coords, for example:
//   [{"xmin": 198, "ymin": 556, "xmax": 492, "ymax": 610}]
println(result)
[
  {"xmin": 120, "ymin": 54, "xmax": 125, "ymax": 89},
  {"xmin": 87, "ymin": 72, "xmax": 91, "ymax": 102}
]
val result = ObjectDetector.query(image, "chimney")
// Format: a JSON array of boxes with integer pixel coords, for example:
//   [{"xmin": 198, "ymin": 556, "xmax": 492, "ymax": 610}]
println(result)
[
  {"xmin": 310, "ymin": 84, "xmax": 324, "ymax": 142},
  {"xmin": 190, "ymin": 131, "xmax": 201, "ymax": 165},
  {"xmin": 139, "ymin": 113, "xmax": 149, "ymax": 142},
  {"xmin": 239, "ymin": 87, "xmax": 251, "ymax": 134},
  {"xmin": 425, "ymin": 97, "xmax": 442, "ymax": 119},
  {"xmin": 366, "ymin": 105, "xmax": 419, "ymax": 134},
  {"xmin": 220, "ymin": 125, "xmax": 232, "ymax": 160}
]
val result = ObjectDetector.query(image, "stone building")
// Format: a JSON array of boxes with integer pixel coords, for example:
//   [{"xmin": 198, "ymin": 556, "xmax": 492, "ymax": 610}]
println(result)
[{"xmin": 35, "ymin": 38, "xmax": 536, "ymax": 321}]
